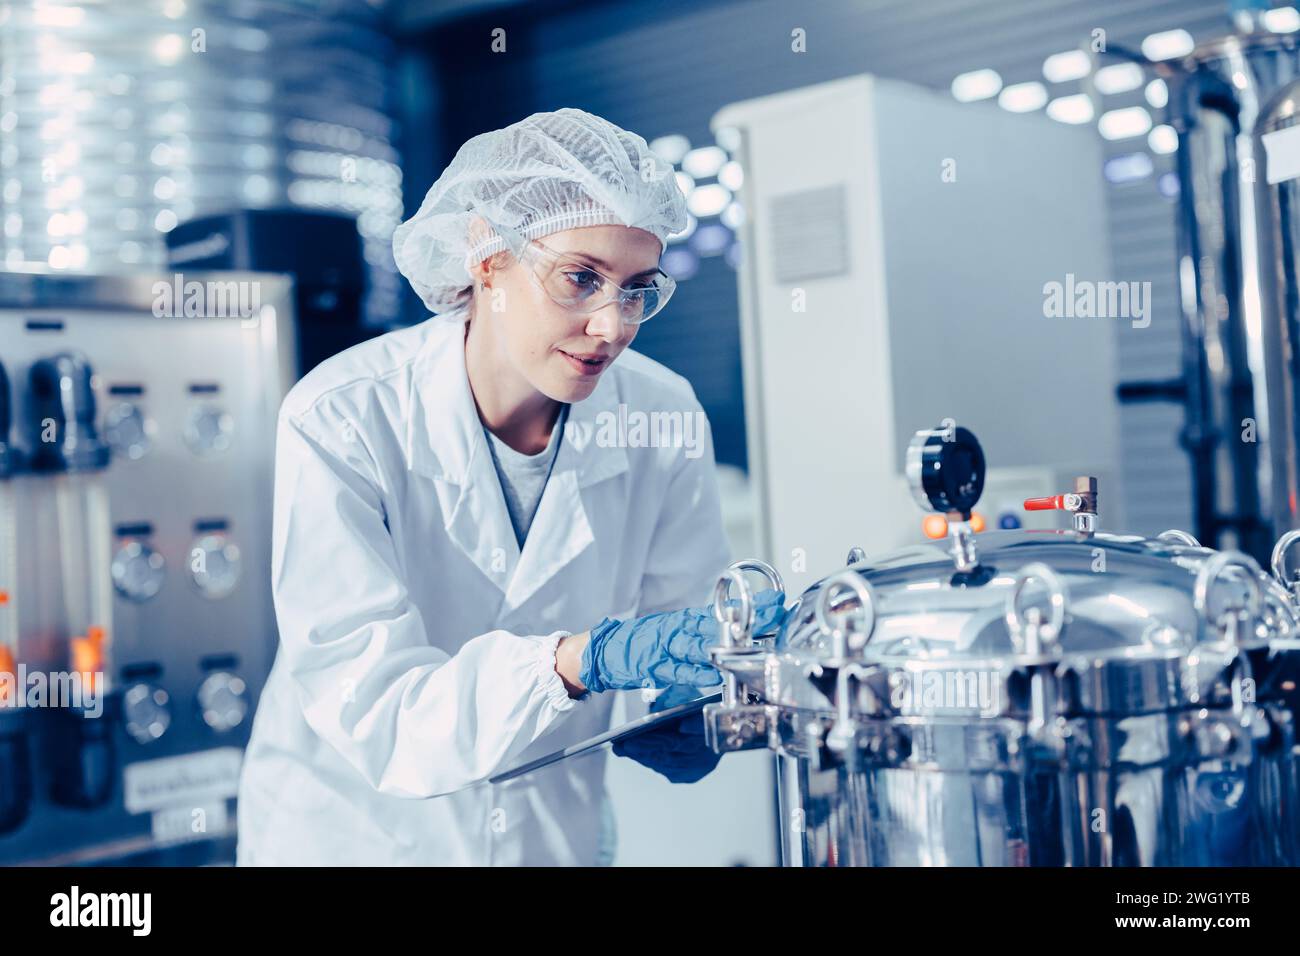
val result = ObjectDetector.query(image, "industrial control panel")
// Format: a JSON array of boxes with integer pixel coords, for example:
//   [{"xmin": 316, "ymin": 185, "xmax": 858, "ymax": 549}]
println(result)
[{"xmin": 0, "ymin": 272, "xmax": 294, "ymax": 864}]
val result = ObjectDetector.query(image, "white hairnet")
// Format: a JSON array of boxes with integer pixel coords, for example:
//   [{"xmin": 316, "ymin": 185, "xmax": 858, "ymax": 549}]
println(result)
[{"xmin": 393, "ymin": 108, "xmax": 688, "ymax": 315}]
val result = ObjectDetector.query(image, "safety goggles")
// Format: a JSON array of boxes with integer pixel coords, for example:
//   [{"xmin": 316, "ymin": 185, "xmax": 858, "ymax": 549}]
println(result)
[{"xmin": 518, "ymin": 239, "xmax": 676, "ymax": 326}]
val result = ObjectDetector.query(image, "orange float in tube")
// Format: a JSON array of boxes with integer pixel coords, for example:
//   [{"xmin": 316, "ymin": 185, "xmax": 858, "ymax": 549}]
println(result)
[
  {"xmin": 71, "ymin": 631, "xmax": 104, "ymax": 694},
  {"xmin": 0, "ymin": 590, "xmax": 13, "ymax": 705},
  {"xmin": 0, "ymin": 645, "xmax": 14, "ymax": 706}
]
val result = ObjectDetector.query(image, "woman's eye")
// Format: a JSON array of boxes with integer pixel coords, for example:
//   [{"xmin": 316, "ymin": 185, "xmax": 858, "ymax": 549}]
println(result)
[{"xmin": 562, "ymin": 269, "xmax": 601, "ymax": 292}]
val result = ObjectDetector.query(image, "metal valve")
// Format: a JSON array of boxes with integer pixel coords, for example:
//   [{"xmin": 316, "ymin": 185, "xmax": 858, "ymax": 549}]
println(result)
[{"xmin": 1024, "ymin": 476, "xmax": 1099, "ymax": 532}]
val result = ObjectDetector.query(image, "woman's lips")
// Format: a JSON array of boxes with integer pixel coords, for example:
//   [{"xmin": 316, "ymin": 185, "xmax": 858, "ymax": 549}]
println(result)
[{"xmin": 558, "ymin": 349, "xmax": 609, "ymax": 376}]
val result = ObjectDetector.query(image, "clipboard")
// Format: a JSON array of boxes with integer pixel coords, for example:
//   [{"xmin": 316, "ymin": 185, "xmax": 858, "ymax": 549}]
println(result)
[{"xmin": 489, "ymin": 688, "xmax": 721, "ymax": 784}]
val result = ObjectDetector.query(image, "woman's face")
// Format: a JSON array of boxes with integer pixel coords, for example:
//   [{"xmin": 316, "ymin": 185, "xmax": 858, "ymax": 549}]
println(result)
[{"xmin": 477, "ymin": 224, "xmax": 665, "ymax": 404}]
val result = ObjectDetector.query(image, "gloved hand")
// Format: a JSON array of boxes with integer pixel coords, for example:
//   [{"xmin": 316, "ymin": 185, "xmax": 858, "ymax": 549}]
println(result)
[
  {"xmin": 611, "ymin": 684, "xmax": 721, "ymax": 784},
  {"xmin": 579, "ymin": 589, "xmax": 787, "ymax": 694}
]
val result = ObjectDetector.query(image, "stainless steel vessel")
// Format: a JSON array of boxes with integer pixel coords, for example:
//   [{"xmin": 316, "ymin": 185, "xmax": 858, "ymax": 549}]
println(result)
[{"xmin": 706, "ymin": 423, "xmax": 1300, "ymax": 866}]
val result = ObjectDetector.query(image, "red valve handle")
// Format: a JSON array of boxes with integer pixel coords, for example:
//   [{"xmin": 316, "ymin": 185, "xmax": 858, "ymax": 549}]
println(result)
[{"xmin": 1024, "ymin": 495, "xmax": 1067, "ymax": 511}]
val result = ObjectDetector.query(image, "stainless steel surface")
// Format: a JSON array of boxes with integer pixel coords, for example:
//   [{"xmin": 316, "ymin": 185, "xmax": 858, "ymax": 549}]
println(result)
[{"xmin": 774, "ymin": 702, "xmax": 1296, "ymax": 866}]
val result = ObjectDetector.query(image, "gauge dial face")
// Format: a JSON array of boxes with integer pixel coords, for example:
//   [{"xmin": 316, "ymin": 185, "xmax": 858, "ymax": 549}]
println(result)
[
  {"xmin": 111, "ymin": 541, "xmax": 165, "ymax": 602},
  {"xmin": 184, "ymin": 405, "xmax": 234, "ymax": 457},
  {"xmin": 190, "ymin": 534, "xmax": 241, "ymax": 599},
  {"xmin": 197, "ymin": 672, "xmax": 249, "ymax": 733},
  {"xmin": 123, "ymin": 683, "xmax": 171, "ymax": 744},
  {"xmin": 104, "ymin": 402, "xmax": 154, "ymax": 460},
  {"xmin": 906, "ymin": 424, "xmax": 985, "ymax": 516}
]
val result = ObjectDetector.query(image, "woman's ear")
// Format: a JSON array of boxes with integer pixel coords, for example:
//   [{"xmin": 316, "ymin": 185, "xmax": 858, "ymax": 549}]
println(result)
[
  {"xmin": 470, "ymin": 250, "xmax": 513, "ymax": 292},
  {"xmin": 468, "ymin": 257, "xmax": 488, "ymax": 291},
  {"xmin": 466, "ymin": 215, "xmax": 491, "ymax": 290}
]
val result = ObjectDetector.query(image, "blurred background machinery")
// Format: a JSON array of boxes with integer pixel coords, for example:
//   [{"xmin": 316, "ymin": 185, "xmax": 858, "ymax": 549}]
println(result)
[
  {"xmin": 0, "ymin": 0, "xmax": 403, "ymax": 327},
  {"xmin": 0, "ymin": 272, "xmax": 294, "ymax": 864},
  {"xmin": 1120, "ymin": 5, "xmax": 1300, "ymax": 560}
]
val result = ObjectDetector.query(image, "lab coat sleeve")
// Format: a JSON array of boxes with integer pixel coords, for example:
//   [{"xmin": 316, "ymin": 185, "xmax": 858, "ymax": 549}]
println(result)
[
  {"xmin": 635, "ymin": 394, "xmax": 733, "ymax": 616},
  {"xmin": 270, "ymin": 408, "xmax": 579, "ymax": 799}
]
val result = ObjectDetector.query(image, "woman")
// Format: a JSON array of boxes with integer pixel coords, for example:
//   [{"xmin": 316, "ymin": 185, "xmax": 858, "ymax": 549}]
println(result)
[{"xmin": 236, "ymin": 108, "xmax": 785, "ymax": 865}]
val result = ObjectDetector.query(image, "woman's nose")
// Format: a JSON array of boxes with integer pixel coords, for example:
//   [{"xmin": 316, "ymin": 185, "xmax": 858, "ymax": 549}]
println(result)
[{"xmin": 583, "ymin": 300, "xmax": 628, "ymax": 343}]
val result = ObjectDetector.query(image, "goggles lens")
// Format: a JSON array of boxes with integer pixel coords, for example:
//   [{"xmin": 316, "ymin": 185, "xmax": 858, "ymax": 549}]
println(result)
[{"xmin": 526, "ymin": 243, "xmax": 675, "ymax": 324}]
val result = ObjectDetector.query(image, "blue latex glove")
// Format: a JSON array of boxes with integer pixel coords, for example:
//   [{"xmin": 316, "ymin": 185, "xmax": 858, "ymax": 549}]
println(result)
[
  {"xmin": 611, "ymin": 684, "xmax": 722, "ymax": 784},
  {"xmin": 580, "ymin": 589, "xmax": 787, "ymax": 694}
]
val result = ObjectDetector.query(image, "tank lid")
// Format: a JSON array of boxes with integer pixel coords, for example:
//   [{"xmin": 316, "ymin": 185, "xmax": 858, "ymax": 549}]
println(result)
[
  {"xmin": 768, "ymin": 531, "xmax": 1299, "ymax": 718},
  {"xmin": 781, "ymin": 531, "xmax": 1291, "ymax": 663}
]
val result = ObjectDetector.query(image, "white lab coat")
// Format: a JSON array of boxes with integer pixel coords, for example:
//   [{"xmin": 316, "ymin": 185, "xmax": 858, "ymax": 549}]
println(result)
[{"xmin": 236, "ymin": 315, "xmax": 732, "ymax": 865}]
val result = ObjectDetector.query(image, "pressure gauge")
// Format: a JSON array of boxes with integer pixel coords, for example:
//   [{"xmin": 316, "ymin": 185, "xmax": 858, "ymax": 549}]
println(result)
[
  {"xmin": 905, "ymin": 422, "xmax": 986, "ymax": 520},
  {"xmin": 122, "ymin": 683, "xmax": 171, "ymax": 744},
  {"xmin": 111, "ymin": 541, "xmax": 165, "ymax": 602},
  {"xmin": 189, "ymin": 534, "xmax": 241, "ymax": 599},
  {"xmin": 103, "ymin": 402, "xmax": 154, "ymax": 460},
  {"xmin": 196, "ymin": 672, "xmax": 249, "ymax": 733},
  {"xmin": 183, "ymin": 405, "xmax": 234, "ymax": 457}
]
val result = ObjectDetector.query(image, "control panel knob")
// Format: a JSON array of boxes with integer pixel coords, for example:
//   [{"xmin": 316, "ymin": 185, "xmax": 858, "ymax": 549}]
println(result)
[
  {"xmin": 103, "ymin": 402, "xmax": 153, "ymax": 461},
  {"xmin": 184, "ymin": 405, "xmax": 234, "ymax": 457},
  {"xmin": 189, "ymin": 534, "xmax": 241, "ymax": 599},
  {"xmin": 196, "ymin": 671, "xmax": 249, "ymax": 733},
  {"xmin": 111, "ymin": 541, "xmax": 165, "ymax": 602},
  {"xmin": 122, "ymin": 683, "xmax": 171, "ymax": 744}
]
